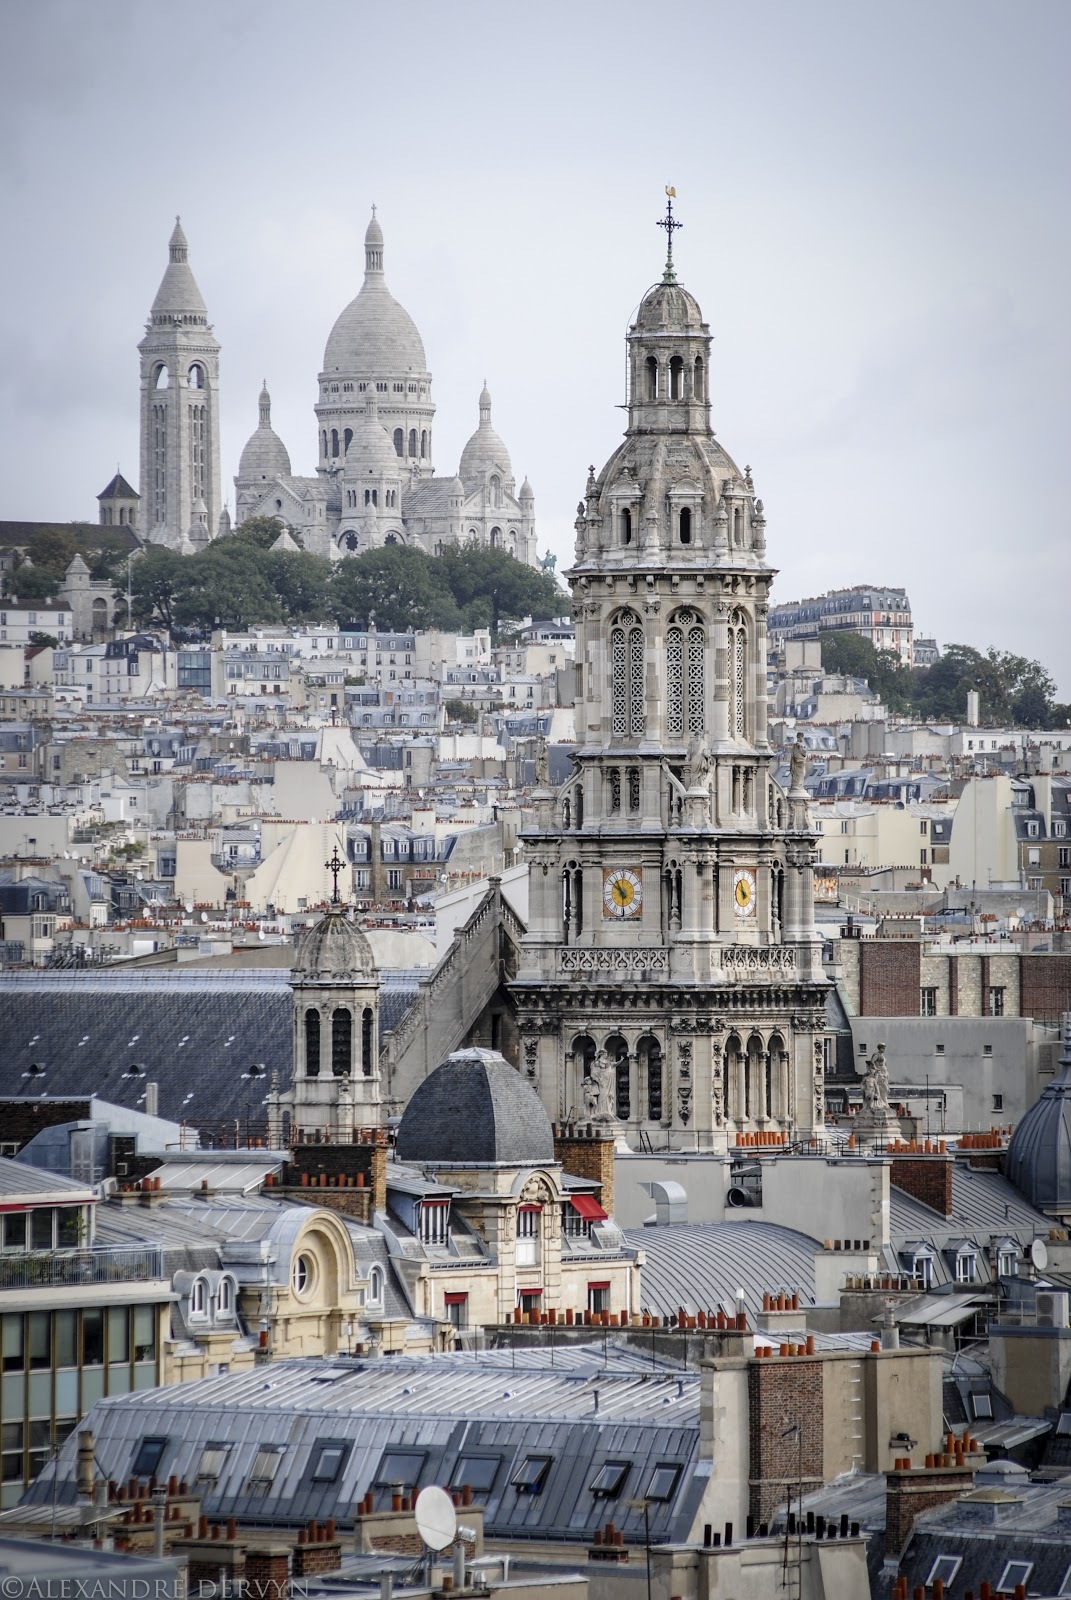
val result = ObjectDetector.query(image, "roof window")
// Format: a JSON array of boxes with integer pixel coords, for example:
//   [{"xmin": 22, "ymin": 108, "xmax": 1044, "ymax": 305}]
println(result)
[
  {"xmin": 998, "ymin": 1562, "xmax": 1032, "ymax": 1593},
  {"xmin": 131, "ymin": 1437, "xmax": 168, "ymax": 1478},
  {"xmin": 374, "ymin": 1449, "xmax": 425, "ymax": 1490},
  {"xmin": 645, "ymin": 1463, "xmax": 682, "ymax": 1501},
  {"xmin": 450, "ymin": 1455, "xmax": 500, "ymax": 1495},
  {"xmin": 245, "ymin": 1445, "xmax": 285, "ymax": 1493},
  {"xmin": 1056, "ymin": 1413, "xmax": 1071, "ymax": 1437},
  {"xmin": 310, "ymin": 1441, "xmax": 351, "ymax": 1483},
  {"xmin": 590, "ymin": 1461, "xmax": 630, "ymax": 1498},
  {"xmin": 511, "ymin": 1455, "xmax": 551, "ymax": 1494},
  {"xmin": 970, "ymin": 1392, "xmax": 993, "ymax": 1420},
  {"xmin": 926, "ymin": 1556, "xmax": 962, "ymax": 1587},
  {"xmin": 195, "ymin": 1444, "xmax": 230, "ymax": 1483}
]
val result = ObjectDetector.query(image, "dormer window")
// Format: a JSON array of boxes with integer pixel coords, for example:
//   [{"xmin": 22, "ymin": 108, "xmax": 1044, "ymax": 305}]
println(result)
[
  {"xmin": 419, "ymin": 1201, "xmax": 448, "ymax": 1247},
  {"xmin": 954, "ymin": 1250, "xmax": 977, "ymax": 1284},
  {"xmin": 367, "ymin": 1264, "xmax": 384, "ymax": 1309},
  {"xmin": 189, "ymin": 1277, "xmax": 208, "ymax": 1318}
]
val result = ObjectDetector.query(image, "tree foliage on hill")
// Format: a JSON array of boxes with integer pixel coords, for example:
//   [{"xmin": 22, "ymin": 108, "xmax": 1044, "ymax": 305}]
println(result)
[
  {"xmin": 2, "ymin": 523, "xmax": 135, "ymax": 601},
  {"xmin": 125, "ymin": 529, "xmax": 564, "ymax": 638},
  {"xmin": 819, "ymin": 631, "xmax": 1068, "ymax": 728}
]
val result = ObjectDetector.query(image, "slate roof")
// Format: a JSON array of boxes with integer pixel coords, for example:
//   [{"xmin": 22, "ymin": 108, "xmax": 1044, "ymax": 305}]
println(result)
[
  {"xmin": 98, "ymin": 474, "xmax": 139, "ymax": 502},
  {"xmin": 396, "ymin": 1049, "xmax": 555, "ymax": 1166},
  {"xmin": 623, "ymin": 1220, "xmax": 821, "ymax": 1319},
  {"xmin": 0, "ymin": 969, "xmax": 421, "ymax": 1134},
  {"xmin": 29, "ymin": 1344, "xmax": 709, "ymax": 1544},
  {"xmin": 900, "ymin": 1472, "xmax": 1071, "ymax": 1600}
]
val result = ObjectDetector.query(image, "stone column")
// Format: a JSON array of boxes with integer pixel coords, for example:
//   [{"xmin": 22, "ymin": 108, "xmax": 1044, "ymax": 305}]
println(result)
[
  {"xmin": 753, "ymin": 602, "xmax": 770, "ymax": 749},
  {"xmin": 712, "ymin": 604, "xmax": 730, "ymax": 743},
  {"xmin": 778, "ymin": 1051, "xmax": 790, "ymax": 1125}
]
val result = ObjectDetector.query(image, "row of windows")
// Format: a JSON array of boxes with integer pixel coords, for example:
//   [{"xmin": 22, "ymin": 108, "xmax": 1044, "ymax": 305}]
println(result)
[
  {"xmin": 303, "ymin": 1006, "xmax": 375, "ymax": 1077},
  {"xmin": 637, "ymin": 353, "xmax": 705, "ymax": 403},
  {"xmin": 918, "ymin": 987, "xmax": 1006, "ymax": 1018},
  {"xmin": 127, "ymin": 1435, "xmax": 683, "ymax": 1506},
  {"xmin": 151, "ymin": 363, "xmax": 207, "ymax": 390},
  {"xmin": 608, "ymin": 608, "xmax": 749, "ymax": 740}
]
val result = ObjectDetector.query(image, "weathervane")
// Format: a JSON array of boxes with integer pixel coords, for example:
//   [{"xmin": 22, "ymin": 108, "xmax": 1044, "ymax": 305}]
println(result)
[
  {"xmin": 325, "ymin": 844, "xmax": 345, "ymax": 905},
  {"xmin": 657, "ymin": 185, "xmax": 682, "ymax": 283}
]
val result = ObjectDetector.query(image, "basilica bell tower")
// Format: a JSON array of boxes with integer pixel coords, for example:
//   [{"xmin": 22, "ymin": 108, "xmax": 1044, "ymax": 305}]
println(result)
[{"xmin": 511, "ymin": 199, "xmax": 829, "ymax": 1152}]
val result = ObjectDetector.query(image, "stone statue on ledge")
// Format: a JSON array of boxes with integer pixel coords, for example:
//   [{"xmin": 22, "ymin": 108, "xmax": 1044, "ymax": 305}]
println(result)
[
  {"xmin": 855, "ymin": 1041, "xmax": 900, "ymax": 1144},
  {"xmin": 582, "ymin": 1048, "xmax": 617, "ymax": 1123},
  {"xmin": 789, "ymin": 732, "xmax": 809, "ymax": 794}
]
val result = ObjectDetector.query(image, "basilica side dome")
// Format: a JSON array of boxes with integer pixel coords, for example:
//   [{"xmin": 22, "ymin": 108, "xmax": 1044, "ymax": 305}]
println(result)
[
  {"xmin": 291, "ymin": 910, "xmax": 376, "ymax": 984},
  {"xmin": 237, "ymin": 384, "xmax": 292, "ymax": 481},
  {"xmin": 459, "ymin": 384, "xmax": 513, "ymax": 485},
  {"xmin": 396, "ymin": 1048, "xmax": 555, "ymax": 1166},
  {"xmin": 322, "ymin": 214, "xmax": 427, "ymax": 377},
  {"xmin": 632, "ymin": 278, "xmax": 706, "ymax": 335}
]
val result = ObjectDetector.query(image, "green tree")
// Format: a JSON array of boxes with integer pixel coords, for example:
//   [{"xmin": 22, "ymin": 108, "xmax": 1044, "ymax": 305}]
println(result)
[
  {"xmin": 819, "ymin": 630, "xmax": 879, "ymax": 681},
  {"xmin": 329, "ymin": 546, "xmax": 460, "ymax": 631},
  {"xmin": 438, "ymin": 544, "xmax": 563, "ymax": 639},
  {"xmin": 232, "ymin": 515, "xmax": 291, "ymax": 550},
  {"xmin": 28, "ymin": 631, "xmax": 60, "ymax": 648},
  {"xmin": 268, "ymin": 550, "xmax": 333, "ymax": 621},
  {"xmin": 27, "ymin": 526, "xmax": 77, "ymax": 572},
  {"xmin": 7, "ymin": 564, "xmax": 65, "ymax": 601},
  {"xmin": 174, "ymin": 542, "xmax": 283, "ymax": 629},
  {"xmin": 127, "ymin": 547, "xmax": 187, "ymax": 630},
  {"xmin": 445, "ymin": 697, "xmax": 478, "ymax": 724}
]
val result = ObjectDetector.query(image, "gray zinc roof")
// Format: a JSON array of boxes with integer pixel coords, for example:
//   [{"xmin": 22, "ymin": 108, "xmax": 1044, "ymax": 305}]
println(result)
[
  {"xmin": 396, "ymin": 1048, "xmax": 555, "ymax": 1167},
  {"xmin": 31, "ymin": 1346, "xmax": 708, "ymax": 1546},
  {"xmin": 624, "ymin": 1220, "xmax": 821, "ymax": 1319}
]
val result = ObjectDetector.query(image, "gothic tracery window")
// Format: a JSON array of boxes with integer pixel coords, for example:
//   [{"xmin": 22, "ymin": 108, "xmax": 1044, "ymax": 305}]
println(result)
[
  {"xmin": 730, "ymin": 610, "xmax": 747, "ymax": 739},
  {"xmin": 666, "ymin": 610, "xmax": 706, "ymax": 736},
  {"xmin": 610, "ymin": 611, "xmax": 644, "ymax": 738}
]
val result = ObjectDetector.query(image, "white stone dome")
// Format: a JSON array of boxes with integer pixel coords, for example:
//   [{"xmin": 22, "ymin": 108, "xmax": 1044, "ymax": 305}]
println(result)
[
  {"xmin": 346, "ymin": 397, "xmax": 400, "ymax": 478},
  {"xmin": 322, "ymin": 214, "xmax": 427, "ymax": 377},
  {"xmin": 459, "ymin": 383, "xmax": 512, "ymax": 484},
  {"xmin": 238, "ymin": 384, "xmax": 292, "ymax": 481}
]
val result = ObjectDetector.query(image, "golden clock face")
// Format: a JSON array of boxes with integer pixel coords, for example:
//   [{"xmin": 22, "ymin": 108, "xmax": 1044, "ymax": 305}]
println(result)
[
  {"xmin": 603, "ymin": 867, "xmax": 643, "ymax": 918},
  {"xmin": 733, "ymin": 868, "xmax": 757, "ymax": 917}
]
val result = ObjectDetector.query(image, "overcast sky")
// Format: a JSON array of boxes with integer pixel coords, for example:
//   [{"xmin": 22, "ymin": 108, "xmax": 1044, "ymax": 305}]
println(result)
[{"xmin": 2, "ymin": 0, "xmax": 1068, "ymax": 692}]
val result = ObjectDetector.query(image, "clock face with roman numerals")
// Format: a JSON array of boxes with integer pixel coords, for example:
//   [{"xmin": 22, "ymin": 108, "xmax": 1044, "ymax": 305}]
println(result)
[
  {"xmin": 603, "ymin": 867, "xmax": 643, "ymax": 918},
  {"xmin": 733, "ymin": 868, "xmax": 757, "ymax": 917}
]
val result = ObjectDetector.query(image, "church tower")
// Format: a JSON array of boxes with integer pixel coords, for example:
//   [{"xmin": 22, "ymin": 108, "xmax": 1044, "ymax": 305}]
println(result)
[
  {"xmin": 269, "ymin": 881, "xmax": 381, "ymax": 1145},
  {"xmin": 511, "ymin": 200, "xmax": 829, "ymax": 1151},
  {"xmin": 138, "ymin": 219, "xmax": 222, "ymax": 550}
]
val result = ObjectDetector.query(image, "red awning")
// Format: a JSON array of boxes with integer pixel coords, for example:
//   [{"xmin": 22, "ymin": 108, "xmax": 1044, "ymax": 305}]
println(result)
[
  {"xmin": 569, "ymin": 1194, "xmax": 608, "ymax": 1222},
  {"xmin": 587, "ymin": 1280, "xmax": 611, "ymax": 1291},
  {"xmin": 443, "ymin": 1292, "xmax": 467, "ymax": 1306}
]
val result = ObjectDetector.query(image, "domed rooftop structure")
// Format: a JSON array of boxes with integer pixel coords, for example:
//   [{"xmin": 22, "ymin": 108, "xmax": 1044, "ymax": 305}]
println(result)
[
  {"xmin": 345, "ymin": 394, "xmax": 399, "ymax": 478},
  {"xmin": 1005, "ymin": 1016, "xmax": 1071, "ymax": 1215},
  {"xmin": 238, "ymin": 383, "xmax": 292, "ymax": 481},
  {"xmin": 631, "ymin": 279, "xmax": 706, "ymax": 336},
  {"xmin": 396, "ymin": 1048, "xmax": 555, "ymax": 1167},
  {"xmin": 322, "ymin": 212, "xmax": 427, "ymax": 377},
  {"xmin": 459, "ymin": 384, "xmax": 512, "ymax": 484},
  {"xmin": 150, "ymin": 217, "xmax": 208, "ymax": 319},
  {"xmin": 291, "ymin": 910, "xmax": 376, "ymax": 985}
]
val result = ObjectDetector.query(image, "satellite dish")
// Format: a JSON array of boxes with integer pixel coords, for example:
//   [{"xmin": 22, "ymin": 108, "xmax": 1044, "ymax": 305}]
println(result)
[
  {"xmin": 200, "ymin": 910, "xmax": 209, "ymax": 923},
  {"xmin": 414, "ymin": 1486, "xmax": 456, "ymax": 1552},
  {"xmin": 258, "ymin": 929, "xmax": 265, "ymax": 940},
  {"xmin": 1031, "ymin": 1238, "xmax": 1049, "ymax": 1272},
  {"xmin": 184, "ymin": 903, "xmax": 193, "ymax": 914}
]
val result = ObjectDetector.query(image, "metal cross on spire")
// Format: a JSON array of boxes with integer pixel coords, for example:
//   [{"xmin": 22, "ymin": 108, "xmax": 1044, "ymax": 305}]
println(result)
[
  {"xmin": 325, "ymin": 843, "xmax": 345, "ymax": 905},
  {"xmin": 657, "ymin": 186, "xmax": 682, "ymax": 284}
]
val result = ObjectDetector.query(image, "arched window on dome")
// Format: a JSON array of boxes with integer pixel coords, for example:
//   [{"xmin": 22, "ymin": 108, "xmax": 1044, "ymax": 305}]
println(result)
[
  {"xmin": 361, "ymin": 1007, "xmax": 374, "ymax": 1076},
  {"xmin": 304, "ymin": 1009, "xmax": 321, "ymax": 1078},
  {"xmin": 679, "ymin": 507, "xmax": 692, "ymax": 545},
  {"xmin": 331, "ymin": 429, "xmax": 339, "ymax": 459},
  {"xmin": 420, "ymin": 430, "xmax": 427, "ymax": 459},
  {"xmin": 344, "ymin": 428, "xmax": 353, "ymax": 454},
  {"xmin": 384, "ymin": 533, "xmax": 399, "ymax": 545},
  {"xmin": 490, "ymin": 526, "xmax": 502, "ymax": 548},
  {"xmin": 666, "ymin": 609, "xmax": 705, "ymax": 736},
  {"xmin": 694, "ymin": 357, "xmax": 704, "ymax": 401},
  {"xmin": 620, "ymin": 508, "xmax": 632, "ymax": 546},
  {"xmin": 408, "ymin": 429, "xmax": 417, "ymax": 458},
  {"xmin": 154, "ymin": 364, "xmax": 169, "ymax": 390},
  {"xmin": 342, "ymin": 531, "xmax": 359, "ymax": 552},
  {"xmin": 393, "ymin": 428, "xmax": 404, "ymax": 457},
  {"xmin": 669, "ymin": 355, "xmax": 684, "ymax": 400},
  {"xmin": 331, "ymin": 1007, "xmax": 352, "ymax": 1077},
  {"xmin": 610, "ymin": 609, "xmax": 645, "ymax": 738},
  {"xmin": 188, "ymin": 363, "xmax": 205, "ymax": 389},
  {"xmin": 645, "ymin": 357, "xmax": 657, "ymax": 400}
]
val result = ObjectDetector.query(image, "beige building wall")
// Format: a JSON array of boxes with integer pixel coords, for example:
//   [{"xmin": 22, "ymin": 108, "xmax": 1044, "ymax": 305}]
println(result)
[{"xmin": 174, "ymin": 836, "xmax": 229, "ymax": 907}]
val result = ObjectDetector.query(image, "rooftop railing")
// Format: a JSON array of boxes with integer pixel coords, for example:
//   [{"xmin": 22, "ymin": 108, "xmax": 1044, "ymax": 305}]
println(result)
[{"xmin": 0, "ymin": 1246, "xmax": 164, "ymax": 1290}]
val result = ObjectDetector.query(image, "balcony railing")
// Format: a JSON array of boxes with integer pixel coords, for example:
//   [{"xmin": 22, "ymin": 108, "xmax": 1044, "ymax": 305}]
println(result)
[{"xmin": 0, "ymin": 1246, "xmax": 165, "ymax": 1291}]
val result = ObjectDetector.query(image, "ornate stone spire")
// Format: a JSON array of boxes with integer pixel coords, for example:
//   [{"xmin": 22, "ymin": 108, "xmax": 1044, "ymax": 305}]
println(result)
[
  {"xmin": 259, "ymin": 381, "xmax": 271, "ymax": 427},
  {"xmin": 364, "ymin": 207, "xmax": 384, "ymax": 276},
  {"xmin": 168, "ymin": 216, "xmax": 188, "ymax": 263}
]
